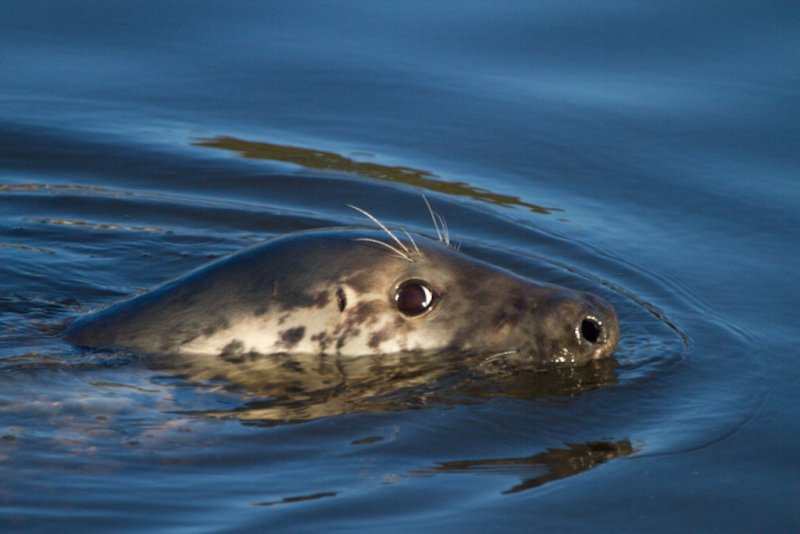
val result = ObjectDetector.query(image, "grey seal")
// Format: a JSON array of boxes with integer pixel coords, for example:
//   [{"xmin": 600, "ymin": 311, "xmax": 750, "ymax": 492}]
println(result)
[{"xmin": 66, "ymin": 212, "xmax": 620, "ymax": 383}]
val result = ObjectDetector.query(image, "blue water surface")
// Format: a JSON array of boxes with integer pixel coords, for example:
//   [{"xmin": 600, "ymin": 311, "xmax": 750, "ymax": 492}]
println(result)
[{"xmin": 0, "ymin": 1, "xmax": 798, "ymax": 531}]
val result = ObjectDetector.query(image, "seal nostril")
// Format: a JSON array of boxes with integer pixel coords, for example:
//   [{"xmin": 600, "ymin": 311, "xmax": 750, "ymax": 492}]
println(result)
[{"xmin": 580, "ymin": 317, "xmax": 602, "ymax": 344}]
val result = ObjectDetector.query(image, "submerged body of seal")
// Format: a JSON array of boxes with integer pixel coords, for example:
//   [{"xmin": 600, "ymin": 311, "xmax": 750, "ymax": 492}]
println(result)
[{"xmin": 66, "ymin": 221, "xmax": 620, "ymax": 380}]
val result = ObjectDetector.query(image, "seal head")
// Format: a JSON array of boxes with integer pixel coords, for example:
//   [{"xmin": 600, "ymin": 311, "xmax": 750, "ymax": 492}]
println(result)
[{"xmin": 66, "ymin": 229, "xmax": 619, "ymax": 373}]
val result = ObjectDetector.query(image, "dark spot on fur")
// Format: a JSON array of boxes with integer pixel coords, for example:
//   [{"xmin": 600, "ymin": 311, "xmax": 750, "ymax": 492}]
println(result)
[
  {"xmin": 328, "ymin": 299, "xmax": 382, "ymax": 353},
  {"xmin": 311, "ymin": 331, "xmax": 328, "ymax": 342},
  {"xmin": 349, "ymin": 300, "xmax": 383, "ymax": 325},
  {"xmin": 334, "ymin": 326, "xmax": 361, "ymax": 352},
  {"xmin": 368, "ymin": 329, "xmax": 391, "ymax": 348},
  {"xmin": 336, "ymin": 288, "xmax": 346, "ymax": 312},
  {"xmin": 278, "ymin": 313, "xmax": 289, "ymax": 325},
  {"xmin": 280, "ymin": 326, "xmax": 306, "ymax": 348},
  {"xmin": 312, "ymin": 330, "xmax": 332, "ymax": 352},
  {"xmin": 219, "ymin": 340, "xmax": 245, "ymax": 363}
]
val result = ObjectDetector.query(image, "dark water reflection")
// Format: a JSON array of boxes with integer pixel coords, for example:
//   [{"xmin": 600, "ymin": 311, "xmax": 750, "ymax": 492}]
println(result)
[
  {"xmin": 415, "ymin": 440, "xmax": 635, "ymax": 495},
  {"xmin": 181, "ymin": 357, "xmax": 620, "ymax": 423},
  {"xmin": 194, "ymin": 136, "xmax": 556, "ymax": 213}
]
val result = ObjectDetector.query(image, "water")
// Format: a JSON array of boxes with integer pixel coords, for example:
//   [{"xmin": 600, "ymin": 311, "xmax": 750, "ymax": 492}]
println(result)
[{"xmin": 1, "ymin": 1, "xmax": 798, "ymax": 531}]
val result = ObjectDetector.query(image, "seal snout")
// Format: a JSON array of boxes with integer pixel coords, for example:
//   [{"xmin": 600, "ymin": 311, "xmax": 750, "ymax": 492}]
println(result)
[{"xmin": 531, "ymin": 289, "xmax": 620, "ymax": 364}]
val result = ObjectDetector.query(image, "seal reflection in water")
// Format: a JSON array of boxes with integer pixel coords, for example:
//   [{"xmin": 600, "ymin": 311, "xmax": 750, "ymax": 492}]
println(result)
[{"xmin": 66, "ymin": 206, "xmax": 620, "ymax": 393}]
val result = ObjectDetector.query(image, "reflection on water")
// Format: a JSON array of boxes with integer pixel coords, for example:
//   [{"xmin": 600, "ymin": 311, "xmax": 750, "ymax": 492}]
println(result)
[
  {"xmin": 25, "ymin": 217, "xmax": 165, "ymax": 233},
  {"xmin": 415, "ymin": 440, "xmax": 635, "ymax": 494},
  {"xmin": 194, "ymin": 136, "xmax": 557, "ymax": 214},
  {"xmin": 0, "ymin": 242, "xmax": 54, "ymax": 254},
  {"xmin": 253, "ymin": 491, "xmax": 338, "ymax": 507},
  {"xmin": 168, "ymin": 352, "xmax": 618, "ymax": 423},
  {"xmin": 0, "ymin": 183, "xmax": 121, "ymax": 194}
]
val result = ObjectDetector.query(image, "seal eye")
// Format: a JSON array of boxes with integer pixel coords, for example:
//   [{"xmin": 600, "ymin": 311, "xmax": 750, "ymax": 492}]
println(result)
[{"xmin": 395, "ymin": 280, "xmax": 437, "ymax": 317}]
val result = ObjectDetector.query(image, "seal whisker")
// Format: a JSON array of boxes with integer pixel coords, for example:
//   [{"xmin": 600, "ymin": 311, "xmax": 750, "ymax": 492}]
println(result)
[
  {"xmin": 422, "ymin": 195, "xmax": 443, "ymax": 243},
  {"xmin": 400, "ymin": 226, "xmax": 422, "ymax": 256},
  {"xmin": 435, "ymin": 212, "xmax": 450, "ymax": 245},
  {"xmin": 348, "ymin": 204, "xmax": 410, "ymax": 254},
  {"xmin": 354, "ymin": 237, "xmax": 414, "ymax": 262}
]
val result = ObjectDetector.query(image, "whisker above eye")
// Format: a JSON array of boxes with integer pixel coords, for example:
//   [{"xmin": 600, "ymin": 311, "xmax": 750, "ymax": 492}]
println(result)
[
  {"xmin": 434, "ymin": 212, "xmax": 449, "ymax": 245},
  {"xmin": 348, "ymin": 204, "xmax": 410, "ymax": 254},
  {"xmin": 422, "ymin": 195, "xmax": 443, "ymax": 243},
  {"xmin": 400, "ymin": 226, "xmax": 422, "ymax": 256},
  {"xmin": 354, "ymin": 237, "xmax": 414, "ymax": 262}
]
